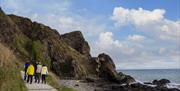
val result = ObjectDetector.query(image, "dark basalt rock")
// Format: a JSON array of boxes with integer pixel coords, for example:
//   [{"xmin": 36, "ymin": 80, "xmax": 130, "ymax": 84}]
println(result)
[
  {"xmin": 159, "ymin": 79, "xmax": 171, "ymax": 84},
  {"xmin": 98, "ymin": 53, "xmax": 117, "ymax": 81},
  {"xmin": 153, "ymin": 79, "xmax": 171, "ymax": 86},
  {"xmin": 94, "ymin": 53, "xmax": 135, "ymax": 83}
]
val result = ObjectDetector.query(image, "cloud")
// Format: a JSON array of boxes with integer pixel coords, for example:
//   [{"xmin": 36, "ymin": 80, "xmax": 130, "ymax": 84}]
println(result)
[
  {"xmin": 96, "ymin": 32, "xmax": 135, "ymax": 55},
  {"xmin": 110, "ymin": 6, "xmax": 180, "ymax": 68},
  {"xmin": 128, "ymin": 34, "xmax": 145, "ymax": 42},
  {"xmin": 111, "ymin": 7, "xmax": 180, "ymax": 41},
  {"xmin": 112, "ymin": 7, "xmax": 165, "ymax": 26},
  {"xmin": 159, "ymin": 48, "xmax": 166, "ymax": 55}
]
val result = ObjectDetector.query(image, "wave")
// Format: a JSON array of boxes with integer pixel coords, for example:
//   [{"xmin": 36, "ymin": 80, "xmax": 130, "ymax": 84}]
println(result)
[
  {"xmin": 166, "ymin": 83, "xmax": 180, "ymax": 90},
  {"xmin": 134, "ymin": 79, "xmax": 180, "ymax": 89}
]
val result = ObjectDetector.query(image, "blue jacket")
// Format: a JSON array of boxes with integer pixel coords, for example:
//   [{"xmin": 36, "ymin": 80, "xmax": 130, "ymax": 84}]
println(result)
[{"xmin": 24, "ymin": 63, "xmax": 29, "ymax": 72}]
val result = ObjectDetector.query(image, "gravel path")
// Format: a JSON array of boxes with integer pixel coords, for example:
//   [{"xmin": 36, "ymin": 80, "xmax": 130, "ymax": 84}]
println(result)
[
  {"xmin": 21, "ymin": 71, "xmax": 57, "ymax": 91},
  {"xmin": 59, "ymin": 80, "xmax": 96, "ymax": 91}
]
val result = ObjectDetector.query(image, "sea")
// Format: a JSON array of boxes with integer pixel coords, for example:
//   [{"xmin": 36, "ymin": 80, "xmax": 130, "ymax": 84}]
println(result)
[{"xmin": 118, "ymin": 69, "xmax": 180, "ymax": 88}]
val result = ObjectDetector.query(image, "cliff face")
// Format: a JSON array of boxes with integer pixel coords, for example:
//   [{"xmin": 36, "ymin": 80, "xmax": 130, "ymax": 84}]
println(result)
[
  {"xmin": 0, "ymin": 8, "xmax": 134, "ymax": 83},
  {"xmin": 61, "ymin": 31, "xmax": 91, "ymax": 58}
]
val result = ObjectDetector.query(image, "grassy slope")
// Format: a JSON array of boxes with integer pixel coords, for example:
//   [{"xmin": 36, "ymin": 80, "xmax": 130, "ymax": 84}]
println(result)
[
  {"xmin": 47, "ymin": 72, "xmax": 77, "ymax": 91},
  {"xmin": 0, "ymin": 43, "xmax": 27, "ymax": 91}
]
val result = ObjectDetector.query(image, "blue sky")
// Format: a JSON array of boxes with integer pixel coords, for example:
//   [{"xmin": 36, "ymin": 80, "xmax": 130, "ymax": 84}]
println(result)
[{"xmin": 0, "ymin": 0, "xmax": 179, "ymax": 69}]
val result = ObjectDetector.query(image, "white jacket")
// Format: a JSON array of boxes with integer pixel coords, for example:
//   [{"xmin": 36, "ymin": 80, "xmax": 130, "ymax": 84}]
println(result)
[{"xmin": 36, "ymin": 64, "xmax": 42, "ymax": 73}]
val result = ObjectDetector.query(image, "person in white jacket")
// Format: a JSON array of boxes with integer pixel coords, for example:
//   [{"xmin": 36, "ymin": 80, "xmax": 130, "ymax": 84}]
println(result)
[
  {"xmin": 41, "ymin": 65, "xmax": 48, "ymax": 84},
  {"xmin": 35, "ymin": 62, "xmax": 42, "ymax": 83}
]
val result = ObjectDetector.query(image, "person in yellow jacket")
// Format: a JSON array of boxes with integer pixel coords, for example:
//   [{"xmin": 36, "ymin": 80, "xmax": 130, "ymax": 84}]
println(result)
[
  {"xmin": 26, "ymin": 62, "xmax": 35, "ymax": 84},
  {"xmin": 41, "ymin": 65, "xmax": 48, "ymax": 84}
]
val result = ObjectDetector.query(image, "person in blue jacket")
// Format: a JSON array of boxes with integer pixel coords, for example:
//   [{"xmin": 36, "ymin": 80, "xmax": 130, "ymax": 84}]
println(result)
[{"xmin": 24, "ymin": 60, "xmax": 30, "ymax": 81}]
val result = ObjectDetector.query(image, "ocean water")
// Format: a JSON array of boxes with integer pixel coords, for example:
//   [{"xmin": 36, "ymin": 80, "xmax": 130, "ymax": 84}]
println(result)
[{"xmin": 118, "ymin": 69, "xmax": 180, "ymax": 83}]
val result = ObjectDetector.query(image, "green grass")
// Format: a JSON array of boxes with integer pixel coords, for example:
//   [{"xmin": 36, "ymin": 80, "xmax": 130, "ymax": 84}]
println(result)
[
  {"xmin": 0, "ymin": 43, "xmax": 27, "ymax": 91},
  {"xmin": 46, "ymin": 72, "xmax": 77, "ymax": 91},
  {"xmin": 15, "ymin": 34, "xmax": 30, "ymax": 57},
  {"xmin": 31, "ymin": 40, "xmax": 51, "ymax": 66},
  {"xmin": 47, "ymin": 73, "xmax": 61, "ymax": 91},
  {"xmin": 0, "ymin": 67, "xmax": 27, "ymax": 91}
]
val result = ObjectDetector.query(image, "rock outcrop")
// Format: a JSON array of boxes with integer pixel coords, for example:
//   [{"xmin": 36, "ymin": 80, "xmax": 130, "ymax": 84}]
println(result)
[
  {"xmin": 61, "ymin": 31, "xmax": 91, "ymax": 58},
  {"xmin": 92, "ymin": 53, "xmax": 135, "ymax": 83},
  {"xmin": 97, "ymin": 53, "xmax": 118, "ymax": 82}
]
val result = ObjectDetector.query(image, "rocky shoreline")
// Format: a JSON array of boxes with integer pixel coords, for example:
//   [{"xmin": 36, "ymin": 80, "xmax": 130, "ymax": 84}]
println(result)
[{"xmin": 59, "ymin": 78, "xmax": 180, "ymax": 91}]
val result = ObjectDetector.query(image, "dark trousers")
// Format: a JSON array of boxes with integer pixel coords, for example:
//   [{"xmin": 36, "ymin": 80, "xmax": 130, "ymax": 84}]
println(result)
[
  {"xmin": 42, "ymin": 75, "xmax": 46, "ymax": 84},
  {"xmin": 27, "ymin": 75, "xmax": 33, "ymax": 84},
  {"xmin": 24, "ymin": 71, "xmax": 27, "ymax": 81},
  {"xmin": 35, "ymin": 73, "xmax": 41, "ymax": 83},
  {"xmin": 24, "ymin": 74, "xmax": 27, "ymax": 81},
  {"xmin": 34, "ymin": 73, "xmax": 37, "ymax": 83}
]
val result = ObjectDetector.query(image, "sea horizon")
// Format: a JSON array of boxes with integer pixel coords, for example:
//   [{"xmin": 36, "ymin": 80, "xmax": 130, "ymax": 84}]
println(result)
[{"xmin": 118, "ymin": 69, "xmax": 180, "ymax": 84}]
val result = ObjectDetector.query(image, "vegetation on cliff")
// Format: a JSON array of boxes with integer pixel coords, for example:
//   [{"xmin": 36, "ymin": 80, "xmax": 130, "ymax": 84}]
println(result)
[{"xmin": 0, "ymin": 43, "xmax": 27, "ymax": 91}]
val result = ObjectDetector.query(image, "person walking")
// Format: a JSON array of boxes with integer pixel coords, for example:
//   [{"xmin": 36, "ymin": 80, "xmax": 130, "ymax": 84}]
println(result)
[
  {"xmin": 26, "ymin": 62, "xmax": 35, "ymax": 84},
  {"xmin": 34, "ymin": 61, "xmax": 38, "ymax": 83},
  {"xmin": 35, "ymin": 62, "xmax": 42, "ymax": 83},
  {"xmin": 24, "ymin": 61, "xmax": 29, "ymax": 81},
  {"xmin": 41, "ymin": 65, "xmax": 48, "ymax": 84}
]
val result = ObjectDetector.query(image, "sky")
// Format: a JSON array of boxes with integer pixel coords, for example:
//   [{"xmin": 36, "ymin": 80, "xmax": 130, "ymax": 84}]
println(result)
[{"xmin": 0, "ymin": 0, "xmax": 180, "ymax": 69}]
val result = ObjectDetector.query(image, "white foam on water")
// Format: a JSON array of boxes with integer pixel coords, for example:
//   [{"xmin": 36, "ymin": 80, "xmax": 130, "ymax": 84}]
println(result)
[
  {"xmin": 135, "ymin": 79, "xmax": 180, "ymax": 89},
  {"xmin": 166, "ymin": 83, "xmax": 180, "ymax": 90},
  {"xmin": 134, "ymin": 79, "xmax": 143, "ymax": 84}
]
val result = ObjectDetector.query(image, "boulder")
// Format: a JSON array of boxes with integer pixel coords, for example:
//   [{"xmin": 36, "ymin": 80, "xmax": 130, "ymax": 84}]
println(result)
[
  {"xmin": 159, "ymin": 79, "xmax": 171, "ymax": 84},
  {"xmin": 153, "ymin": 79, "xmax": 171, "ymax": 86},
  {"xmin": 97, "ymin": 53, "xmax": 118, "ymax": 82},
  {"xmin": 97, "ymin": 53, "xmax": 135, "ymax": 84}
]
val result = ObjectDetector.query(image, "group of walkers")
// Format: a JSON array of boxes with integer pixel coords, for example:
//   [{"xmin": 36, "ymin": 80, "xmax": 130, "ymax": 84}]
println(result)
[{"xmin": 24, "ymin": 61, "xmax": 48, "ymax": 84}]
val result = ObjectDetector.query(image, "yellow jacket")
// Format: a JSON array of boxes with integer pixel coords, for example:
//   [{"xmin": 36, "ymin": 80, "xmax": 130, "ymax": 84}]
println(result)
[
  {"xmin": 41, "ymin": 66, "xmax": 48, "ymax": 75},
  {"xmin": 26, "ymin": 64, "xmax": 34, "ymax": 75}
]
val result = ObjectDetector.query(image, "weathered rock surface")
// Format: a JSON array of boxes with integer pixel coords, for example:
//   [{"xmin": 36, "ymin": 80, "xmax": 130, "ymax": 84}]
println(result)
[
  {"xmin": 97, "ymin": 53, "xmax": 118, "ymax": 82},
  {"xmin": 61, "ymin": 31, "xmax": 91, "ymax": 58},
  {"xmin": 92, "ymin": 53, "xmax": 135, "ymax": 83}
]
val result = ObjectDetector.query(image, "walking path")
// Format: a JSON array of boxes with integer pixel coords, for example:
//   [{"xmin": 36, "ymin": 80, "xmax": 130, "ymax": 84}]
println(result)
[{"xmin": 21, "ymin": 71, "xmax": 57, "ymax": 91}]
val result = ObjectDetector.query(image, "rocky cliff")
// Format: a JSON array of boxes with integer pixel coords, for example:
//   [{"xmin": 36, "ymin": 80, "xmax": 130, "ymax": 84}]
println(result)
[
  {"xmin": 61, "ymin": 31, "xmax": 91, "ymax": 58},
  {"xmin": 0, "ymin": 7, "xmax": 134, "ymax": 83}
]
